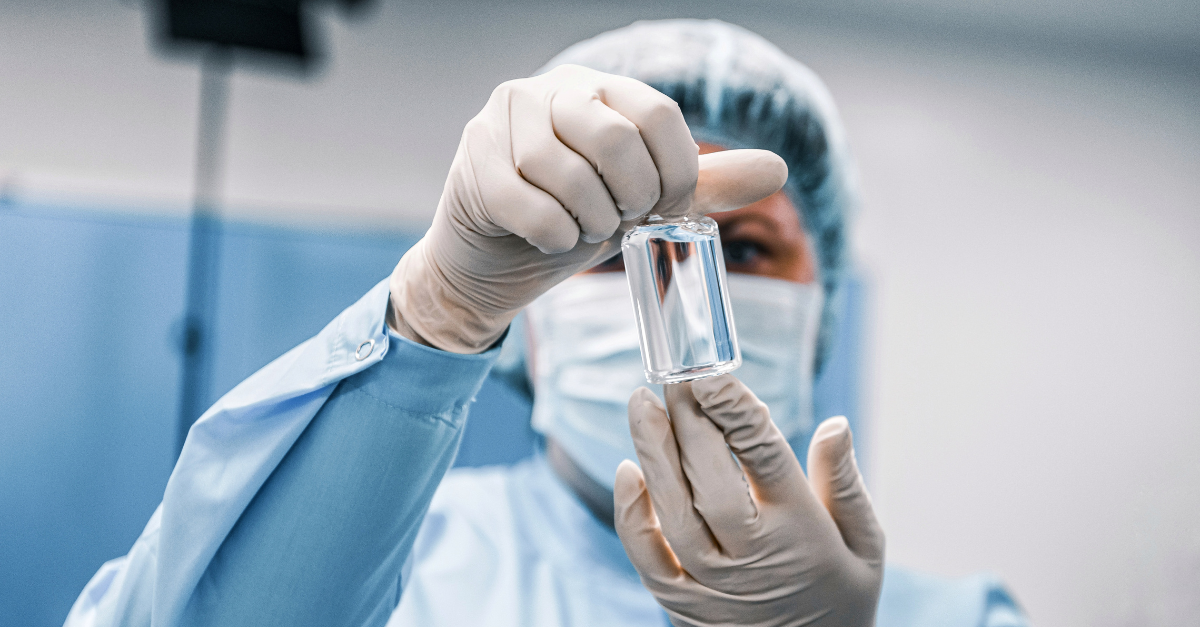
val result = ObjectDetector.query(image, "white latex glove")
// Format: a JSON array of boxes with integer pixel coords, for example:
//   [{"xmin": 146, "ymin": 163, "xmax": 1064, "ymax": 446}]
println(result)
[
  {"xmin": 615, "ymin": 375, "xmax": 885, "ymax": 627},
  {"xmin": 389, "ymin": 64, "xmax": 788, "ymax": 353}
]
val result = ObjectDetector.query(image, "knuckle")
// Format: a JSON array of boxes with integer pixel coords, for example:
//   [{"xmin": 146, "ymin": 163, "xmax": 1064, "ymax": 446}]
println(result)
[
  {"xmin": 594, "ymin": 117, "xmax": 642, "ymax": 155},
  {"xmin": 643, "ymin": 95, "xmax": 684, "ymax": 126},
  {"xmin": 513, "ymin": 149, "xmax": 554, "ymax": 179},
  {"xmin": 489, "ymin": 79, "xmax": 518, "ymax": 101},
  {"xmin": 561, "ymin": 157, "xmax": 598, "ymax": 187}
]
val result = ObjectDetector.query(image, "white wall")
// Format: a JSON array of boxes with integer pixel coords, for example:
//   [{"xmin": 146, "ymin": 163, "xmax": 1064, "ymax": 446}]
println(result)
[
  {"xmin": 836, "ymin": 39, "xmax": 1200, "ymax": 627},
  {"xmin": 3, "ymin": 1, "xmax": 1198, "ymax": 626}
]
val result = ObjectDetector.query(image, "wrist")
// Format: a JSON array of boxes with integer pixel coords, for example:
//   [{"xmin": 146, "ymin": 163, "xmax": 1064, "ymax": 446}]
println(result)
[
  {"xmin": 389, "ymin": 241, "xmax": 513, "ymax": 354},
  {"xmin": 386, "ymin": 298, "xmax": 435, "ymax": 348}
]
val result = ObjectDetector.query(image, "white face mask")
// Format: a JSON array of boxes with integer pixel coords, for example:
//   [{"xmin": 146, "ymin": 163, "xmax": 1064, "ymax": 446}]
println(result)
[{"xmin": 525, "ymin": 272, "xmax": 823, "ymax": 489}]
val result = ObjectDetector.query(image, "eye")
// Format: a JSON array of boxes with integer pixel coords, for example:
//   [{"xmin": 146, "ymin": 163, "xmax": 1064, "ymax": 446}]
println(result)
[{"xmin": 724, "ymin": 241, "xmax": 764, "ymax": 265}]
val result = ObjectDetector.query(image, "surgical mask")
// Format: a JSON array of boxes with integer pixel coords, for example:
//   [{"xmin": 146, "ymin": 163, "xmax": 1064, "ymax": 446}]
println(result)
[{"xmin": 525, "ymin": 272, "xmax": 823, "ymax": 489}]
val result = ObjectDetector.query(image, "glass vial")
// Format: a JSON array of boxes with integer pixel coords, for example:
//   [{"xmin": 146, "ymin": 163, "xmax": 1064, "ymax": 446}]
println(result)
[{"xmin": 621, "ymin": 214, "xmax": 741, "ymax": 384}]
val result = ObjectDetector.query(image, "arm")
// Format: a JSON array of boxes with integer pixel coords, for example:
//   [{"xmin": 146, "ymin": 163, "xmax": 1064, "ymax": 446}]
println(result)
[
  {"xmin": 65, "ymin": 281, "xmax": 499, "ymax": 627},
  {"xmin": 182, "ymin": 324, "xmax": 495, "ymax": 626}
]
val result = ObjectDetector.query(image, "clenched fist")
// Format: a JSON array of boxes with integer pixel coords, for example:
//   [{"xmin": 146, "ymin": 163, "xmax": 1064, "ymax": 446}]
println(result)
[{"xmin": 389, "ymin": 64, "xmax": 788, "ymax": 353}]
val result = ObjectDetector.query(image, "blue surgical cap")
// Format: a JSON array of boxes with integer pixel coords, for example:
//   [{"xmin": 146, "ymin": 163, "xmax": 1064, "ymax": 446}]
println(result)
[{"xmin": 538, "ymin": 19, "xmax": 857, "ymax": 374}]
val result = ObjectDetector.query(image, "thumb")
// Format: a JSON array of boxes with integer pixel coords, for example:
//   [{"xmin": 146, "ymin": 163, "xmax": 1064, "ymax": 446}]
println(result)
[
  {"xmin": 690, "ymin": 149, "xmax": 788, "ymax": 216},
  {"xmin": 807, "ymin": 416, "xmax": 886, "ymax": 564},
  {"xmin": 613, "ymin": 459, "xmax": 684, "ymax": 585}
]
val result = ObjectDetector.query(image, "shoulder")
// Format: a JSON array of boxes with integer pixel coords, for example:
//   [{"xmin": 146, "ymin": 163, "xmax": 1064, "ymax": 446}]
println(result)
[{"xmin": 878, "ymin": 566, "xmax": 1031, "ymax": 627}]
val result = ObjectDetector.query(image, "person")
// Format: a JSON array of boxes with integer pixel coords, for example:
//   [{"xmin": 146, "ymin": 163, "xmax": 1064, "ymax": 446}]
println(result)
[
  {"xmin": 65, "ymin": 18, "xmax": 1028, "ymax": 627},
  {"xmin": 388, "ymin": 20, "xmax": 1029, "ymax": 627}
]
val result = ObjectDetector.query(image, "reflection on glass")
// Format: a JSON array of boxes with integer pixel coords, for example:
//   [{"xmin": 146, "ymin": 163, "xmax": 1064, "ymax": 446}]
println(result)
[{"xmin": 621, "ymin": 214, "xmax": 741, "ymax": 384}]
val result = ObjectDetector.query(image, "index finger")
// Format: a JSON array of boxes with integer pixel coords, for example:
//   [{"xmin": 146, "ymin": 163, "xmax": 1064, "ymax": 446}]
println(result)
[
  {"xmin": 664, "ymin": 382, "xmax": 760, "ymax": 556},
  {"xmin": 689, "ymin": 374, "xmax": 810, "ymax": 507},
  {"xmin": 594, "ymin": 74, "xmax": 699, "ymax": 218},
  {"xmin": 626, "ymin": 387, "xmax": 721, "ymax": 575}
]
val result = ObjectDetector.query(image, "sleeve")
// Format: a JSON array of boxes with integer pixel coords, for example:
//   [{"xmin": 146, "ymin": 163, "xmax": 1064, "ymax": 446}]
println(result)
[{"xmin": 63, "ymin": 279, "xmax": 501, "ymax": 627}]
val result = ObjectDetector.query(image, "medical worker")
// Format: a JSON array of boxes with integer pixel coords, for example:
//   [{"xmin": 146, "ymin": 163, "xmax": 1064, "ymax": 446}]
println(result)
[
  {"xmin": 388, "ymin": 20, "xmax": 1029, "ymax": 627},
  {"xmin": 66, "ymin": 18, "xmax": 1028, "ymax": 627}
]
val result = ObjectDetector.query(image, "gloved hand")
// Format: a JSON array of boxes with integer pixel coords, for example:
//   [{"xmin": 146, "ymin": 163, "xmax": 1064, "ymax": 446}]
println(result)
[
  {"xmin": 614, "ymin": 375, "xmax": 885, "ymax": 627},
  {"xmin": 389, "ymin": 64, "xmax": 788, "ymax": 353}
]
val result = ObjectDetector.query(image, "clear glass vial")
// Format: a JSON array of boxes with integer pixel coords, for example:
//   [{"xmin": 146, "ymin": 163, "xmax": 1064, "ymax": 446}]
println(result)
[{"xmin": 621, "ymin": 213, "xmax": 741, "ymax": 384}]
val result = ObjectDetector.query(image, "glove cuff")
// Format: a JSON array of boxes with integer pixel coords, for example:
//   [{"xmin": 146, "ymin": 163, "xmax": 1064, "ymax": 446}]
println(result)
[{"xmin": 389, "ymin": 239, "xmax": 513, "ymax": 354}]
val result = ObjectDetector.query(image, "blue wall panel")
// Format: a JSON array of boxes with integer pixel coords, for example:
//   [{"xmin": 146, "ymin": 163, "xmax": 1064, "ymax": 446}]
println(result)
[{"xmin": 1, "ymin": 208, "xmax": 187, "ymax": 627}]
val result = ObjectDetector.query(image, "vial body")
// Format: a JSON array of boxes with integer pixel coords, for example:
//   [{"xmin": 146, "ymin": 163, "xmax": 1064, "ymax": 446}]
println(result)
[{"xmin": 621, "ymin": 214, "xmax": 741, "ymax": 384}]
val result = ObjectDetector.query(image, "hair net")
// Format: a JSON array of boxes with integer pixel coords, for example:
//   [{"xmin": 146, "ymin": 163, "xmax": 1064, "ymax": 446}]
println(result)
[{"xmin": 537, "ymin": 19, "xmax": 857, "ymax": 374}]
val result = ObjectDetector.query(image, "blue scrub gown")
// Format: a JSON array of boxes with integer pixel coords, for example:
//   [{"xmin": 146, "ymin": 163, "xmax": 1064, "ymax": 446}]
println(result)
[{"xmin": 391, "ymin": 454, "xmax": 1031, "ymax": 627}]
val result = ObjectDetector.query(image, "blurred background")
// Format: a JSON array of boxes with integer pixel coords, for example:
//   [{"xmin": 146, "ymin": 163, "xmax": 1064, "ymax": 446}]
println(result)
[{"xmin": 1, "ymin": 1, "xmax": 1198, "ymax": 626}]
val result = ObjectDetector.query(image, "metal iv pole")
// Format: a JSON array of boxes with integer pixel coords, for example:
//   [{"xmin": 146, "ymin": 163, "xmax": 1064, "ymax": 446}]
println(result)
[{"xmin": 176, "ymin": 46, "xmax": 231, "ymax": 454}]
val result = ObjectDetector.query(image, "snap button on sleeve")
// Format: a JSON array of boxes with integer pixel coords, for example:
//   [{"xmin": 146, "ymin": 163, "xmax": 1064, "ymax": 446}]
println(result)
[{"xmin": 355, "ymin": 339, "xmax": 375, "ymax": 361}]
